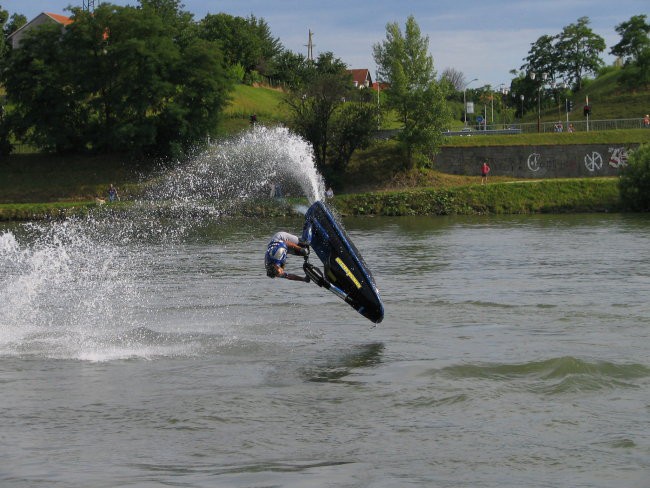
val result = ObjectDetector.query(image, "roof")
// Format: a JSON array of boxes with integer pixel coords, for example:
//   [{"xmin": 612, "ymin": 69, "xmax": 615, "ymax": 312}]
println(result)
[
  {"xmin": 45, "ymin": 13, "xmax": 74, "ymax": 25},
  {"xmin": 347, "ymin": 69, "xmax": 372, "ymax": 86},
  {"xmin": 7, "ymin": 12, "xmax": 73, "ymax": 42}
]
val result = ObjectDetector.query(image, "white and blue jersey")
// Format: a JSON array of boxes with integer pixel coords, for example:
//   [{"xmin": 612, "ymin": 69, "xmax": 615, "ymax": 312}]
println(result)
[{"xmin": 264, "ymin": 232, "xmax": 299, "ymax": 277}]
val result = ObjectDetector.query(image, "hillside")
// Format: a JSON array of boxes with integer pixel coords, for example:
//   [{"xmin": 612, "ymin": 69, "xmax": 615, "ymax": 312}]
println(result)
[
  {"xmin": 523, "ymin": 67, "xmax": 649, "ymax": 123},
  {"xmin": 218, "ymin": 84, "xmax": 288, "ymax": 134}
]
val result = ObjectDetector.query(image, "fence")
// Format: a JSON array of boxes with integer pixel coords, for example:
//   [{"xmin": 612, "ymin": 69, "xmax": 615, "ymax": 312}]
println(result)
[{"xmin": 462, "ymin": 118, "xmax": 648, "ymax": 135}]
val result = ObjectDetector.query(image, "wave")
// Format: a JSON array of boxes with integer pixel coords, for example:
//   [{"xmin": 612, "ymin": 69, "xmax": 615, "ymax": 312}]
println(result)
[{"xmin": 437, "ymin": 356, "xmax": 650, "ymax": 394}]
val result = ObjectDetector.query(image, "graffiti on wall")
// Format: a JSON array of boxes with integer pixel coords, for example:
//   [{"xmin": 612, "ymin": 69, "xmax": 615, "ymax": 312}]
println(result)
[
  {"xmin": 584, "ymin": 152, "xmax": 603, "ymax": 172},
  {"xmin": 608, "ymin": 147, "xmax": 629, "ymax": 168},
  {"xmin": 527, "ymin": 153, "xmax": 542, "ymax": 172}
]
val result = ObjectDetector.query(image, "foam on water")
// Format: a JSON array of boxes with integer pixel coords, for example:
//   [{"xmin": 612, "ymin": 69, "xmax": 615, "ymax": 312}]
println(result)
[{"xmin": 0, "ymin": 127, "xmax": 324, "ymax": 360}]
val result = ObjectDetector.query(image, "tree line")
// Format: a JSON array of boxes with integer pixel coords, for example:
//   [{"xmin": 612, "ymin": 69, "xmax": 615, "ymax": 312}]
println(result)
[{"xmin": 1, "ymin": 2, "xmax": 648, "ymax": 181}]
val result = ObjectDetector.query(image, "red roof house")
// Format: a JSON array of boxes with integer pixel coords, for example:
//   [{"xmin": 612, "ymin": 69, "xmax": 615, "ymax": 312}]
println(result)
[
  {"xmin": 347, "ymin": 69, "xmax": 373, "ymax": 88},
  {"xmin": 7, "ymin": 12, "xmax": 73, "ymax": 49}
]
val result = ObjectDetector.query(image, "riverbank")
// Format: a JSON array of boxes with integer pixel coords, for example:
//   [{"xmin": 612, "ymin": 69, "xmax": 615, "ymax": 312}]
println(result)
[{"xmin": 0, "ymin": 178, "xmax": 622, "ymax": 221}]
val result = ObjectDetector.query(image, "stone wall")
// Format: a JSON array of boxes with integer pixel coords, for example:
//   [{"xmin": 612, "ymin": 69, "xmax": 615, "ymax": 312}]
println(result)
[{"xmin": 433, "ymin": 143, "xmax": 638, "ymax": 178}]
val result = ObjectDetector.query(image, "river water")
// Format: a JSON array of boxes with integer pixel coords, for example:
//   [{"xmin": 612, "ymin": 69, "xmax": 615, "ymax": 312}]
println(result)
[{"xmin": 1, "ymin": 129, "xmax": 649, "ymax": 487}]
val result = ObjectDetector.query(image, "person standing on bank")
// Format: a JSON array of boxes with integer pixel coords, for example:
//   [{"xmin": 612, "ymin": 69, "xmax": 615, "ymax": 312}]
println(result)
[{"xmin": 481, "ymin": 161, "xmax": 491, "ymax": 185}]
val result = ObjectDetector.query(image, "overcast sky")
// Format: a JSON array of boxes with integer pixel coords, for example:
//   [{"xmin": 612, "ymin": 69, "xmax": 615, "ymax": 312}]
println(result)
[{"xmin": 2, "ymin": 1, "xmax": 647, "ymax": 87}]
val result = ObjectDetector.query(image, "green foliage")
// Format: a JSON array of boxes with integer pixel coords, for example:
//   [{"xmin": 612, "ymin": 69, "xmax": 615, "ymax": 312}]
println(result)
[
  {"xmin": 335, "ymin": 179, "xmax": 621, "ymax": 216},
  {"xmin": 327, "ymin": 100, "xmax": 381, "ymax": 185},
  {"xmin": 373, "ymin": 15, "xmax": 451, "ymax": 168},
  {"xmin": 284, "ymin": 53, "xmax": 351, "ymax": 167},
  {"xmin": 1, "ymin": 3, "xmax": 233, "ymax": 157},
  {"xmin": 619, "ymin": 143, "xmax": 650, "ymax": 211},
  {"xmin": 610, "ymin": 15, "xmax": 650, "ymax": 64},
  {"xmin": 520, "ymin": 16, "xmax": 605, "ymax": 91},
  {"xmin": 198, "ymin": 13, "xmax": 282, "ymax": 77},
  {"xmin": 556, "ymin": 17, "xmax": 606, "ymax": 90},
  {"xmin": 610, "ymin": 15, "xmax": 650, "ymax": 90}
]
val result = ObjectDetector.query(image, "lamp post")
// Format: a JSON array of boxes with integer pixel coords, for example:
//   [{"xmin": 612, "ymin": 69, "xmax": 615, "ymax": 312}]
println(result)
[
  {"xmin": 463, "ymin": 78, "xmax": 478, "ymax": 126},
  {"xmin": 530, "ymin": 71, "xmax": 548, "ymax": 133},
  {"xmin": 519, "ymin": 94, "xmax": 524, "ymax": 120},
  {"xmin": 500, "ymin": 85, "xmax": 509, "ymax": 128}
]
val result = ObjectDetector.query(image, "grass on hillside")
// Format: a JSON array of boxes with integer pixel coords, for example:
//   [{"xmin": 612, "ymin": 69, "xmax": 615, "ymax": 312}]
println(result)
[
  {"xmin": 334, "ymin": 178, "xmax": 621, "ymax": 216},
  {"xmin": 0, "ymin": 153, "xmax": 142, "ymax": 203},
  {"xmin": 522, "ymin": 67, "xmax": 649, "ymax": 123},
  {"xmin": 442, "ymin": 128, "xmax": 650, "ymax": 147}
]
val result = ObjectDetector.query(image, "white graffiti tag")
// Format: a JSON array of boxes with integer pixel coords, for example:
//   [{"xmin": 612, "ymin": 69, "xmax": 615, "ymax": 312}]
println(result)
[
  {"xmin": 527, "ymin": 153, "xmax": 541, "ymax": 172},
  {"xmin": 608, "ymin": 147, "xmax": 629, "ymax": 168},
  {"xmin": 584, "ymin": 151, "xmax": 603, "ymax": 172}
]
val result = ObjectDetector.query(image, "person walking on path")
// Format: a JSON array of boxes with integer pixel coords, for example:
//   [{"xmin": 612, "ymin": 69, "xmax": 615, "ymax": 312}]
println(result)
[{"xmin": 481, "ymin": 161, "xmax": 491, "ymax": 185}]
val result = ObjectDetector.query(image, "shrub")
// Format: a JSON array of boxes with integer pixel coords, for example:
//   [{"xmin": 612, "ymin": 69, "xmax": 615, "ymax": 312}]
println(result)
[{"xmin": 619, "ymin": 143, "xmax": 650, "ymax": 211}]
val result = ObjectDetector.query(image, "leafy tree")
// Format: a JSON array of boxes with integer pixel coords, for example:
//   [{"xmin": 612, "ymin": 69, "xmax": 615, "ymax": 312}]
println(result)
[
  {"xmin": 610, "ymin": 14, "xmax": 650, "ymax": 65},
  {"xmin": 0, "ymin": 6, "xmax": 7, "ymax": 56},
  {"xmin": 611, "ymin": 14, "xmax": 650, "ymax": 90},
  {"xmin": 138, "ymin": 0, "xmax": 196, "ymax": 47},
  {"xmin": 199, "ymin": 13, "xmax": 281, "ymax": 78},
  {"xmin": 327, "ymin": 99, "xmax": 381, "ymax": 185},
  {"xmin": 373, "ymin": 15, "xmax": 451, "ymax": 168},
  {"xmin": 2, "ymin": 22, "xmax": 86, "ymax": 153},
  {"xmin": 619, "ymin": 144, "xmax": 650, "ymax": 211},
  {"xmin": 555, "ymin": 17, "xmax": 605, "ymax": 90},
  {"xmin": 3, "ymin": 12, "xmax": 26, "ymax": 37},
  {"xmin": 521, "ymin": 34, "xmax": 560, "ymax": 83},
  {"xmin": 285, "ymin": 52, "xmax": 351, "ymax": 170},
  {"xmin": 273, "ymin": 49, "xmax": 310, "ymax": 89},
  {"xmin": 1, "ymin": 2, "xmax": 232, "ymax": 156}
]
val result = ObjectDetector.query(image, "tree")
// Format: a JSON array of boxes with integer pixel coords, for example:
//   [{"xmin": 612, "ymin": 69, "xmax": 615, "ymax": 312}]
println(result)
[
  {"xmin": 373, "ymin": 15, "xmax": 451, "ymax": 168},
  {"xmin": 521, "ymin": 34, "xmax": 560, "ymax": 83},
  {"xmin": 327, "ymin": 99, "xmax": 381, "ymax": 185},
  {"xmin": 199, "ymin": 13, "xmax": 282, "ymax": 78},
  {"xmin": 610, "ymin": 14, "xmax": 650, "ymax": 65},
  {"xmin": 440, "ymin": 67, "xmax": 465, "ymax": 92},
  {"xmin": 1, "ymin": 2, "xmax": 232, "ymax": 156},
  {"xmin": 2, "ymin": 22, "xmax": 86, "ymax": 153},
  {"xmin": 619, "ymin": 144, "xmax": 650, "ymax": 211},
  {"xmin": 284, "ymin": 52, "xmax": 351, "ymax": 170},
  {"xmin": 0, "ymin": 6, "xmax": 7, "ymax": 57},
  {"xmin": 555, "ymin": 17, "xmax": 605, "ymax": 90},
  {"xmin": 611, "ymin": 14, "xmax": 650, "ymax": 90}
]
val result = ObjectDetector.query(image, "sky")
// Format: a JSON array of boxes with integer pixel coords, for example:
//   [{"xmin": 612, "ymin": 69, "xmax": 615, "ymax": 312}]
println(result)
[{"xmin": 2, "ymin": 0, "xmax": 648, "ymax": 87}]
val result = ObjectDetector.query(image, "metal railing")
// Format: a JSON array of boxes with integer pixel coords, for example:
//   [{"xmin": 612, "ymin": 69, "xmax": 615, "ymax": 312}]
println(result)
[{"xmin": 458, "ymin": 118, "xmax": 648, "ymax": 135}]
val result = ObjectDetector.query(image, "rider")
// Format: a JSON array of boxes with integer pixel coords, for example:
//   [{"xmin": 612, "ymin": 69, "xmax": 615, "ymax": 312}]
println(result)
[{"xmin": 265, "ymin": 231, "xmax": 311, "ymax": 282}]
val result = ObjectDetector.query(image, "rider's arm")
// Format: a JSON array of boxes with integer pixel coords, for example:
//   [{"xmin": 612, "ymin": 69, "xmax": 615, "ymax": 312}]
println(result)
[{"xmin": 274, "ymin": 265, "xmax": 309, "ymax": 282}]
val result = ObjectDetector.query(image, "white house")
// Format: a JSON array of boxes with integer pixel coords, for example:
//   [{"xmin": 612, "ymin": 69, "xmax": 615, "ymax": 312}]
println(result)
[{"xmin": 7, "ymin": 12, "xmax": 73, "ymax": 49}]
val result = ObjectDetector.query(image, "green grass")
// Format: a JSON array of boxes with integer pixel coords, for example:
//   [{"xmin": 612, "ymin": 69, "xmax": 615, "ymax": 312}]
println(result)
[
  {"xmin": 523, "ymin": 67, "xmax": 649, "ymax": 123},
  {"xmin": 333, "ymin": 178, "xmax": 621, "ymax": 216},
  {"xmin": 442, "ymin": 128, "xmax": 650, "ymax": 147},
  {"xmin": 0, "ymin": 153, "xmax": 141, "ymax": 203}
]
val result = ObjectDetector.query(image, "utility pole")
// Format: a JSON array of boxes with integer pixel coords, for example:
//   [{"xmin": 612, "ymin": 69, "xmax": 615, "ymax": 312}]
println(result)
[
  {"xmin": 82, "ymin": 0, "xmax": 97, "ymax": 11},
  {"xmin": 305, "ymin": 30, "xmax": 314, "ymax": 62}
]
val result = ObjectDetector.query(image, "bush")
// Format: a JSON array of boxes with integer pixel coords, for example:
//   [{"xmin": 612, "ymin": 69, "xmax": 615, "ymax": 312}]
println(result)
[{"xmin": 619, "ymin": 143, "xmax": 650, "ymax": 211}]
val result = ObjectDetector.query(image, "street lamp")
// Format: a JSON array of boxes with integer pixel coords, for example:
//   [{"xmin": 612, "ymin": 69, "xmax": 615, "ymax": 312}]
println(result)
[
  {"xmin": 519, "ymin": 94, "xmax": 525, "ymax": 119},
  {"xmin": 530, "ymin": 72, "xmax": 548, "ymax": 133},
  {"xmin": 463, "ymin": 78, "xmax": 478, "ymax": 126},
  {"xmin": 500, "ymin": 85, "xmax": 509, "ymax": 128}
]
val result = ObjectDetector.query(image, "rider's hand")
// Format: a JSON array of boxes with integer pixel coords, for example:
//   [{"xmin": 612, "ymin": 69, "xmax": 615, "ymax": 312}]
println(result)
[{"xmin": 299, "ymin": 247, "xmax": 310, "ymax": 257}]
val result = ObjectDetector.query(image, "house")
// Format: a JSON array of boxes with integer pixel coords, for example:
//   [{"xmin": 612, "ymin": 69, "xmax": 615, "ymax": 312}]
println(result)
[
  {"xmin": 7, "ymin": 12, "xmax": 73, "ymax": 49},
  {"xmin": 371, "ymin": 81, "xmax": 390, "ymax": 92},
  {"xmin": 347, "ymin": 69, "xmax": 372, "ymax": 89}
]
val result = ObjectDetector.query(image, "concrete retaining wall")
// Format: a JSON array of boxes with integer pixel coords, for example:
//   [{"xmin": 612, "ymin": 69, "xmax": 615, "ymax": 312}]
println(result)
[{"xmin": 433, "ymin": 144, "xmax": 638, "ymax": 178}]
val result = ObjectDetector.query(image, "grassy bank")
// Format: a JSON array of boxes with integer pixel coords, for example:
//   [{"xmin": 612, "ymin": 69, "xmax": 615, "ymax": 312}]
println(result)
[
  {"xmin": 333, "ymin": 178, "xmax": 621, "ymax": 216},
  {"xmin": 0, "ymin": 178, "xmax": 622, "ymax": 221}
]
